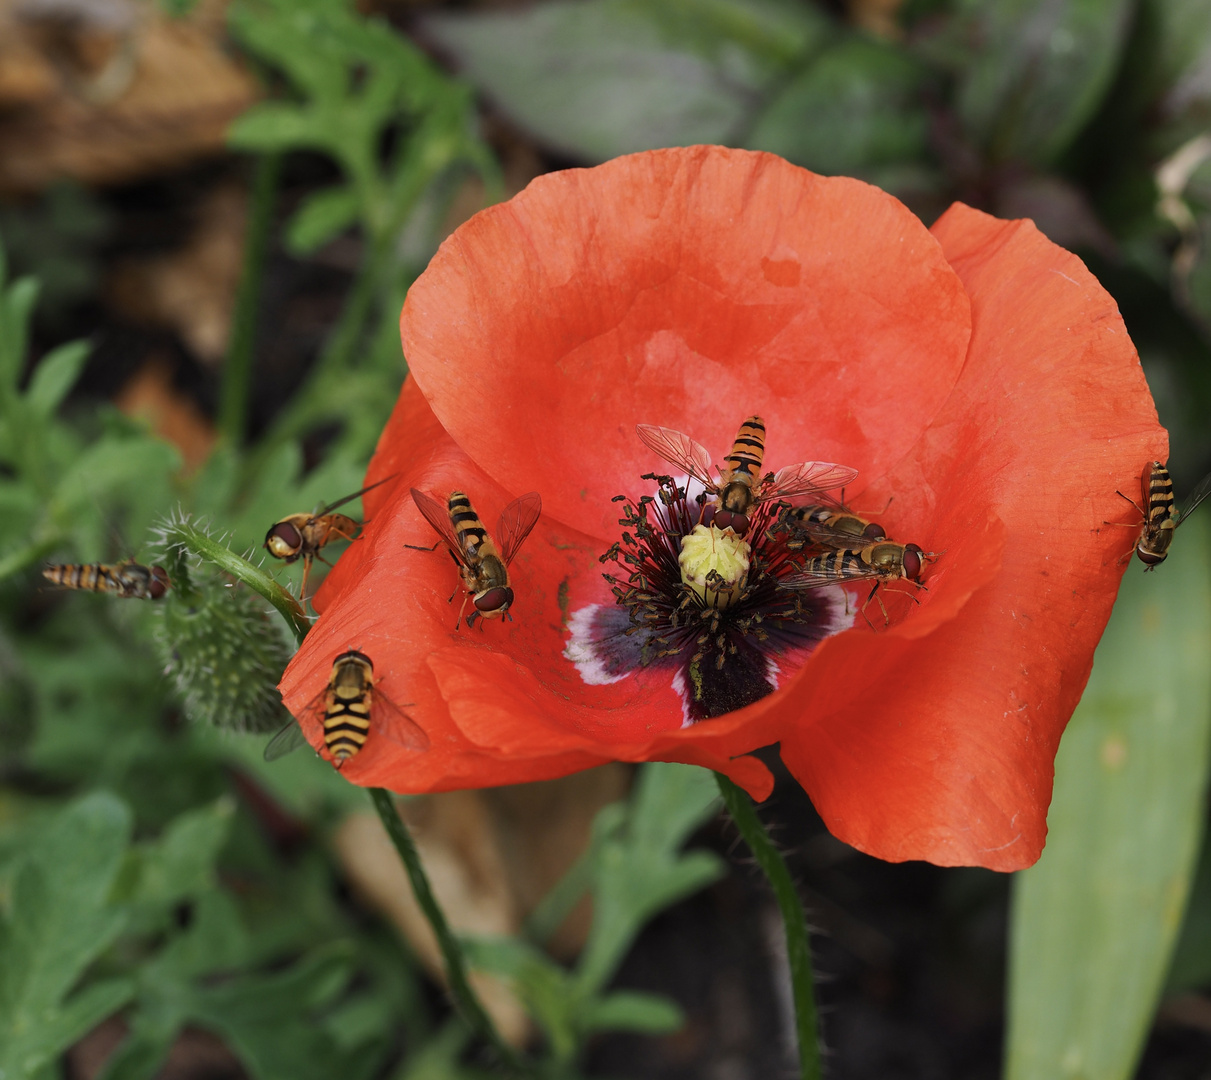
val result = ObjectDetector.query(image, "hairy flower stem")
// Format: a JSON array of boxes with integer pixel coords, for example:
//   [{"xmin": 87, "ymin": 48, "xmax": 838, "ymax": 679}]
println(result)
[
  {"xmin": 715, "ymin": 773, "xmax": 822, "ymax": 1080},
  {"xmin": 368, "ymin": 788, "xmax": 535, "ymax": 1078},
  {"xmin": 158, "ymin": 518, "xmax": 310, "ymax": 645}
]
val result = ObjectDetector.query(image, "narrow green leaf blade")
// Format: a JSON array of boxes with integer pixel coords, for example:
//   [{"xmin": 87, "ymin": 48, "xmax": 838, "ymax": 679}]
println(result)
[
  {"xmin": 286, "ymin": 186, "xmax": 361, "ymax": 255},
  {"xmin": 1007, "ymin": 515, "xmax": 1211, "ymax": 1080},
  {"xmin": 25, "ymin": 341, "xmax": 89, "ymax": 417},
  {"xmin": 582, "ymin": 990, "xmax": 684, "ymax": 1034}
]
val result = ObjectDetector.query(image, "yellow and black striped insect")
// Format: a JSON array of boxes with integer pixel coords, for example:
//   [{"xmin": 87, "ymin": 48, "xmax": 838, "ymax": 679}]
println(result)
[
  {"xmin": 264, "ymin": 475, "xmax": 395, "ymax": 598},
  {"xmin": 778, "ymin": 541, "xmax": 937, "ymax": 625},
  {"xmin": 636, "ymin": 415, "xmax": 857, "ymax": 537},
  {"xmin": 264, "ymin": 649, "xmax": 428, "ymax": 768},
  {"xmin": 767, "ymin": 501, "xmax": 888, "ymax": 551},
  {"xmin": 410, "ymin": 488, "xmax": 542, "ymax": 629},
  {"xmin": 1114, "ymin": 461, "xmax": 1211, "ymax": 569},
  {"xmin": 42, "ymin": 561, "xmax": 170, "ymax": 600}
]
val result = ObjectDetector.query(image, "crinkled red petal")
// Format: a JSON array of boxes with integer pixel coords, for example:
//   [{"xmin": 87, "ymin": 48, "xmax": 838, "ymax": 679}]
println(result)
[
  {"xmin": 285, "ymin": 379, "xmax": 774, "ymax": 796},
  {"xmin": 401, "ymin": 146, "xmax": 971, "ymax": 540},
  {"xmin": 776, "ymin": 205, "xmax": 1167, "ymax": 870}
]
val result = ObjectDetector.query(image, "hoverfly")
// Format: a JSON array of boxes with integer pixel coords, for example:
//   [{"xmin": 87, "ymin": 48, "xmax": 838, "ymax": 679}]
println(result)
[
  {"xmin": 264, "ymin": 475, "xmax": 395, "ymax": 598},
  {"xmin": 1113, "ymin": 461, "xmax": 1211, "ymax": 569},
  {"xmin": 410, "ymin": 488, "xmax": 542, "ymax": 629},
  {"xmin": 264, "ymin": 649, "xmax": 428, "ymax": 768},
  {"xmin": 768, "ymin": 501, "xmax": 888, "ymax": 552},
  {"xmin": 778, "ymin": 541, "xmax": 937, "ymax": 625},
  {"xmin": 635, "ymin": 415, "xmax": 857, "ymax": 536},
  {"xmin": 42, "ymin": 561, "xmax": 170, "ymax": 600}
]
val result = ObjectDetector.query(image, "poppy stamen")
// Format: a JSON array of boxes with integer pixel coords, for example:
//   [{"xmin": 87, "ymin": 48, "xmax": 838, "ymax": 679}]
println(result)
[{"xmin": 567, "ymin": 473, "xmax": 851, "ymax": 722}]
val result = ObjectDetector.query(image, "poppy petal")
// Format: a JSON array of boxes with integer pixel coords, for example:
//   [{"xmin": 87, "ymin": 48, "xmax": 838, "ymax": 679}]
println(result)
[
  {"xmin": 401, "ymin": 146, "xmax": 971, "ymax": 539},
  {"xmin": 776, "ymin": 204, "xmax": 1167, "ymax": 870}
]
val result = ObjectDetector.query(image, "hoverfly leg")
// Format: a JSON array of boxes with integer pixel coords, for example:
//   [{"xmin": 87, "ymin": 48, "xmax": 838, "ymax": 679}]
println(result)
[
  {"xmin": 1113, "ymin": 489, "xmax": 1146, "ymax": 518},
  {"xmin": 297, "ymin": 556, "xmax": 314, "ymax": 601},
  {"xmin": 405, "ymin": 541, "xmax": 441, "ymax": 552},
  {"xmin": 859, "ymin": 583, "xmax": 890, "ymax": 630}
]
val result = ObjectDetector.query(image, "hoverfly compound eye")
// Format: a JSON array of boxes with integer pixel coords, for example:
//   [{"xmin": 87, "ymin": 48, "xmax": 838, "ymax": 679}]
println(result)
[
  {"xmin": 714, "ymin": 510, "xmax": 750, "ymax": 535},
  {"xmin": 148, "ymin": 566, "xmax": 170, "ymax": 600},
  {"xmin": 265, "ymin": 521, "xmax": 303, "ymax": 557},
  {"xmin": 474, "ymin": 587, "xmax": 514, "ymax": 613},
  {"xmin": 864, "ymin": 522, "xmax": 888, "ymax": 541},
  {"xmin": 902, "ymin": 544, "xmax": 923, "ymax": 579},
  {"xmin": 1137, "ymin": 546, "xmax": 1167, "ymax": 566}
]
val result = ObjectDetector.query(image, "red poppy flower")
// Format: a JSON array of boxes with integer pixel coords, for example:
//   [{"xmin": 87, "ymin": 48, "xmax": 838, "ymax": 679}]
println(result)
[{"xmin": 279, "ymin": 145, "xmax": 1164, "ymax": 871}]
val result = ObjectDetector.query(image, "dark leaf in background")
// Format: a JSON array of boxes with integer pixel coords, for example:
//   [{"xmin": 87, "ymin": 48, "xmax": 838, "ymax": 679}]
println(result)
[
  {"xmin": 424, "ymin": 0, "xmax": 832, "ymax": 162},
  {"xmin": 957, "ymin": 0, "xmax": 1134, "ymax": 166},
  {"xmin": 747, "ymin": 35, "xmax": 931, "ymax": 183}
]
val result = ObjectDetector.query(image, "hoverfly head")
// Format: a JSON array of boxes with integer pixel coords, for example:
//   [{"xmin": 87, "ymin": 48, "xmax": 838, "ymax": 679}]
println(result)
[{"xmin": 265, "ymin": 520, "xmax": 304, "ymax": 560}]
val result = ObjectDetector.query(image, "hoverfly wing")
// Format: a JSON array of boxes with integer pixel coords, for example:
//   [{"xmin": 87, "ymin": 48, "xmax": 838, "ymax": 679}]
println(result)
[
  {"xmin": 316, "ymin": 472, "xmax": 400, "ymax": 517},
  {"xmin": 410, "ymin": 488, "xmax": 466, "ymax": 562},
  {"xmin": 497, "ymin": 492, "xmax": 542, "ymax": 566},
  {"xmin": 775, "ymin": 513, "xmax": 859, "ymax": 551},
  {"xmin": 1176, "ymin": 470, "xmax": 1211, "ymax": 527},
  {"xmin": 635, "ymin": 425, "xmax": 717, "ymax": 488},
  {"xmin": 374, "ymin": 690, "xmax": 431, "ymax": 753},
  {"xmin": 264, "ymin": 681, "xmax": 329, "ymax": 762},
  {"xmin": 777, "ymin": 563, "xmax": 870, "ymax": 591},
  {"xmin": 765, "ymin": 461, "xmax": 859, "ymax": 502},
  {"xmin": 263, "ymin": 719, "xmax": 310, "ymax": 762}
]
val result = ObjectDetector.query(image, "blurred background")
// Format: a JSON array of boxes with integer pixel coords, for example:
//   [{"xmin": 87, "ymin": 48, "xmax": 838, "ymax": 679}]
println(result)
[{"xmin": 3, "ymin": 0, "xmax": 1211, "ymax": 1077}]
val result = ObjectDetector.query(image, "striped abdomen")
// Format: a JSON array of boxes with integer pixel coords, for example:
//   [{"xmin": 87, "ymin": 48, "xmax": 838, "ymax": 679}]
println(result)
[
  {"xmin": 721, "ymin": 415, "xmax": 766, "ymax": 489},
  {"xmin": 800, "ymin": 543, "xmax": 922, "ymax": 583},
  {"xmin": 775, "ymin": 505, "xmax": 887, "ymax": 551},
  {"xmin": 447, "ymin": 491, "xmax": 495, "ymax": 561},
  {"xmin": 43, "ymin": 562, "xmax": 169, "ymax": 600},
  {"xmin": 44, "ymin": 563, "xmax": 123, "ymax": 594},
  {"xmin": 805, "ymin": 547, "xmax": 888, "ymax": 582},
  {"xmin": 1137, "ymin": 462, "xmax": 1175, "ymax": 565},
  {"xmin": 323, "ymin": 653, "xmax": 375, "ymax": 765}
]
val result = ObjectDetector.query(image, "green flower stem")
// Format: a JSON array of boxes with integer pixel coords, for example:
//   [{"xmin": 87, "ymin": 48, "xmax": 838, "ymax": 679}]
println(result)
[
  {"xmin": 161, "ymin": 519, "xmax": 310, "ymax": 645},
  {"xmin": 219, "ymin": 151, "xmax": 281, "ymax": 446},
  {"xmin": 368, "ymin": 788, "xmax": 534, "ymax": 1077},
  {"xmin": 715, "ymin": 773, "xmax": 822, "ymax": 1080}
]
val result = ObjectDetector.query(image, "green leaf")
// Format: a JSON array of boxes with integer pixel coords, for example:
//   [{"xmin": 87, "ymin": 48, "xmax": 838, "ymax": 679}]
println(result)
[
  {"xmin": 0, "ymin": 792, "xmax": 135, "ymax": 1079},
  {"xmin": 747, "ymin": 36, "xmax": 929, "ymax": 178},
  {"xmin": 25, "ymin": 341, "xmax": 89, "ymax": 417},
  {"xmin": 956, "ymin": 0, "xmax": 1134, "ymax": 166},
  {"xmin": 0, "ymin": 276, "xmax": 39, "ymax": 394},
  {"xmin": 1165, "ymin": 827, "xmax": 1211, "ymax": 992},
  {"xmin": 424, "ymin": 0, "xmax": 831, "ymax": 162},
  {"xmin": 127, "ymin": 798, "xmax": 236, "ymax": 913},
  {"xmin": 229, "ymin": 104, "xmax": 326, "ymax": 153},
  {"xmin": 581, "ymin": 990, "xmax": 684, "ymax": 1034},
  {"xmin": 576, "ymin": 763, "xmax": 726, "ymax": 994},
  {"xmin": 1006, "ymin": 514, "xmax": 1211, "ymax": 1080},
  {"xmin": 50, "ymin": 435, "xmax": 180, "ymax": 553},
  {"xmin": 463, "ymin": 936, "xmax": 579, "ymax": 1061},
  {"xmin": 286, "ymin": 186, "xmax": 360, "ymax": 255},
  {"xmin": 189, "ymin": 946, "xmax": 367, "ymax": 1080}
]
